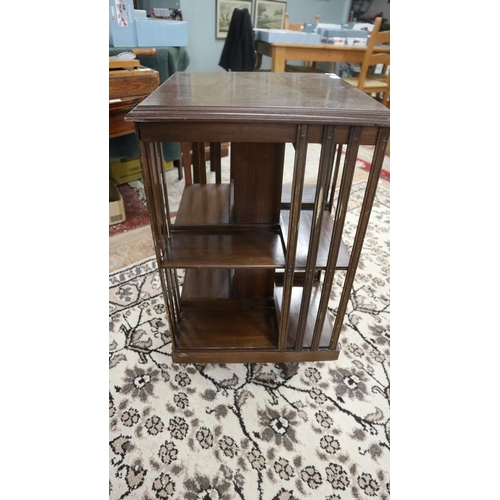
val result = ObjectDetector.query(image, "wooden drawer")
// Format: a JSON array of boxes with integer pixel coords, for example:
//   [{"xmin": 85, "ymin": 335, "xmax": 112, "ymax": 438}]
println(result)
[{"xmin": 109, "ymin": 66, "xmax": 159, "ymax": 100}]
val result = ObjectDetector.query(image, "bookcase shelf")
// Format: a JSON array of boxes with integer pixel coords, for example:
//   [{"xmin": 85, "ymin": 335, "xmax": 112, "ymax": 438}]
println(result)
[{"xmin": 161, "ymin": 230, "xmax": 285, "ymax": 269}]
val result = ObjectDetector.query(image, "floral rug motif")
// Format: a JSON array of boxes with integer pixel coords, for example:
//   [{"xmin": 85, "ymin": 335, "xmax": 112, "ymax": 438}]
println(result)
[{"xmin": 109, "ymin": 181, "xmax": 390, "ymax": 500}]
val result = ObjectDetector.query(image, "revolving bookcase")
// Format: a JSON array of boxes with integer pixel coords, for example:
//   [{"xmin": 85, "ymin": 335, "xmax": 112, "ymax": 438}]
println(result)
[{"xmin": 126, "ymin": 72, "xmax": 389, "ymax": 370}]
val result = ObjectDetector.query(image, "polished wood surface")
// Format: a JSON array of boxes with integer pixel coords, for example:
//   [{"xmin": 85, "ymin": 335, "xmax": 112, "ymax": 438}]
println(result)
[
  {"xmin": 163, "ymin": 231, "xmax": 285, "ymax": 268},
  {"xmin": 128, "ymin": 72, "xmax": 389, "ymax": 367},
  {"xmin": 127, "ymin": 72, "xmax": 389, "ymax": 126},
  {"xmin": 175, "ymin": 184, "xmax": 232, "ymax": 228},
  {"xmin": 255, "ymin": 39, "xmax": 390, "ymax": 72},
  {"xmin": 280, "ymin": 210, "xmax": 349, "ymax": 269},
  {"xmin": 176, "ymin": 307, "xmax": 278, "ymax": 350},
  {"xmin": 275, "ymin": 283, "xmax": 334, "ymax": 348},
  {"xmin": 231, "ymin": 142, "xmax": 285, "ymax": 223}
]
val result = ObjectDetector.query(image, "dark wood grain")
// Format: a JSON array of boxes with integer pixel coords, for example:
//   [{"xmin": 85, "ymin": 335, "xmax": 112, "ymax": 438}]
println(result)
[
  {"xmin": 175, "ymin": 307, "xmax": 278, "ymax": 350},
  {"xmin": 281, "ymin": 184, "xmax": 319, "ymax": 209},
  {"xmin": 162, "ymin": 230, "xmax": 285, "ymax": 269},
  {"xmin": 181, "ymin": 269, "xmax": 232, "ymax": 300},
  {"xmin": 172, "ymin": 349, "xmax": 340, "ymax": 364},
  {"xmin": 231, "ymin": 142, "xmax": 285, "ymax": 224},
  {"xmin": 233, "ymin": 269, "xmax": 276, "ymax": 297},
  {"xmin": 134, "ymin": 121, "xmax": 382, "ymax": 145},
  {"xmin": 274, "ymin": 283, "xmax": 334, "ymax": 349},
  {"xmin": 127, "ymin": 72, "xmax": 390, "ymax": 126},
  {"xmin": 280, "ymin": 210, "xmax": 350, "ymax": 269},
  {"xmin": 174, "ymin": 184, "xmax": 231, "ymax": 228},
  {"xmin": 182, "ymin": 268, "xmax": 276, "ymax": 302}
]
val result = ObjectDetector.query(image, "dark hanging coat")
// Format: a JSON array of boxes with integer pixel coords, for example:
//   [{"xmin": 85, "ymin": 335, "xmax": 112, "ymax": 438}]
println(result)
[{"xmin": 218, "ymin": 8, "xmax": 256, "ymax": 72}]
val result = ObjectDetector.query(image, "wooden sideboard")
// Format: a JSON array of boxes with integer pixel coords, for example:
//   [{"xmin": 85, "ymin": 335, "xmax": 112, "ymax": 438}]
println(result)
[{"xmin": 126, "ymin": 72, "xmax": 389, "ymax": 372}]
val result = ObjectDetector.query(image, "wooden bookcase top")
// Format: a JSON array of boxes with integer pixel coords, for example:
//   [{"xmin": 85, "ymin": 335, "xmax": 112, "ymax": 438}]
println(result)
[{"xmin": 126, "ymin": 72, "xmax": 390, "ymax": 126}]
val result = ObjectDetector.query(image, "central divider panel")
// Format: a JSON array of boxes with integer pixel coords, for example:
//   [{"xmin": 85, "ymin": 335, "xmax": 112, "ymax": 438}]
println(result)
[{"xmin": 231, "ymin": 142, "xmax": 286, "ymax": 298}]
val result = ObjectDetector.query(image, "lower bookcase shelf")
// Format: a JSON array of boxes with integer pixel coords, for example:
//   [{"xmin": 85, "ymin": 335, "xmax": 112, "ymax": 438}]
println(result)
[
  {"xmin": 162, "ymin": 230, "xmax": 286, "ymax": 269},
  {"xmin": 168, "ymin": 267, "xmax": 341, "ymax": 364},
  {"xmin": 166, "ymin": 202, "xmax": 351, "ymax": 363},
  {"xmin": 275, "ymin": 282, "xmax": 334, "ymax": 350},
  {"xmin": 175, "ymin": 305, "xmax": 279, "ymax": 351}
]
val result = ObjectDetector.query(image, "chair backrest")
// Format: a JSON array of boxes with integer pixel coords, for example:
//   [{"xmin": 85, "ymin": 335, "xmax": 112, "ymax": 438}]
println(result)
[
  {"xmin": 357, "ymin": 17, "xmax": 390, "ymax": 96},
  {"xmin": 181, "ymin": 142, "xmax": 224, "ymax": 185},
  {"xmin": 284, "ymin": 13, "xmax": 320, "ymax": 31}
]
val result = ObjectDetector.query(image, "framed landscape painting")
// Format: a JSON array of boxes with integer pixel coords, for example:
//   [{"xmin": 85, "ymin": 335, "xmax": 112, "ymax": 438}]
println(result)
[
  {"xmin": 216, "ymin": 0, "xmax": 253, "ymax": 39},
  {"xmin": 254, "ymin": 0, "xmax": 286, "ymax": 29}
]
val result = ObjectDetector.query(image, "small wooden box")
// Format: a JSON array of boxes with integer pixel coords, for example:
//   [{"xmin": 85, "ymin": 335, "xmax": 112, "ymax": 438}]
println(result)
[
  {"xmin": 109, "ymin": 66, "xmax": 159, "ymax": 138},
  {"xmin": 109, "ymin": 66, "xmax": 159, "ymax": 100}
]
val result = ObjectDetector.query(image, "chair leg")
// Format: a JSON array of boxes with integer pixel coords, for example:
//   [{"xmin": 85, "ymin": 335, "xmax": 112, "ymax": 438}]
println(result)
[
  {"xmin": 192, "ymin": 142, "xmax": 207, "ymax": 184},
  {"xmin": 174, "ymin": 159, "xmax": 183, "ymax": 180},
  {"xmin": 209, "ymin": 142, "xmax": 222, "ymax": 184},
  {"xmin": 181, "ymin": 142, "xmax": 193, "ymax": 185}
]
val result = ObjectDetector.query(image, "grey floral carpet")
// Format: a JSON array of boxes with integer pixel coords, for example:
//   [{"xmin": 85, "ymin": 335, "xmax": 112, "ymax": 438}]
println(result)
[{"xmin": 109, "ymin": 181, "xmax": 390, "ymax": 499}]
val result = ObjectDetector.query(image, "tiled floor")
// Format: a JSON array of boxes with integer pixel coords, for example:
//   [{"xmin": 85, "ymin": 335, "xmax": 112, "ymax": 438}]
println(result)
[{"xmin": 109, "ymin": 143, "xmax": 390, "ymax": 273}]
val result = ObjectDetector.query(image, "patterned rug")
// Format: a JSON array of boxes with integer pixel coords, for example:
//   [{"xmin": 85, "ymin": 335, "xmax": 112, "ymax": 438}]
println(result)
[
  {"xmin": 109, "ymin": 182, "xmax": 152, "ymax": 238},
  {"xmin": 109, "ymin": 180, "xmax": 390, "ymax": 500}
]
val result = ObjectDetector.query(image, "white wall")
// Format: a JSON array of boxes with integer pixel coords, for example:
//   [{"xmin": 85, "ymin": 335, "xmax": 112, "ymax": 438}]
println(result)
[{"xmin": 179, "ymin": 0, "xmax": 352, "ymax": 72}]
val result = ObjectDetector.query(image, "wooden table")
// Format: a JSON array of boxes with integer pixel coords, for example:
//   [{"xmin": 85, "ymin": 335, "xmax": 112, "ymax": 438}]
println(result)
[
  {"xmin": 255, "ymin": 39, "xmax": 390, "ymax": 72},
  {"xmin": 126, "ymin": 72, "xmax": 389, "ymax": 372}
]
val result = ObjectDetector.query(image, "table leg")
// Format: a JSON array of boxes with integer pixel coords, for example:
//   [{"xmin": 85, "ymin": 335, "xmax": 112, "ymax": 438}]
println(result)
[{"xmin": 271, "ymin": 47, "xmax": 286, "ymax": 72}]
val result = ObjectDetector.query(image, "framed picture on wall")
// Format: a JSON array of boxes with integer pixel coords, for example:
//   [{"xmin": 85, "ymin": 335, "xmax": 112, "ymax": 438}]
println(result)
[
  {"xmin": 216, "ymin": 0, "xmax": 253, "ymax": 39},
  {"xmin": 254, "ymin": 0, "xmax": 286, "ymax": 30}
]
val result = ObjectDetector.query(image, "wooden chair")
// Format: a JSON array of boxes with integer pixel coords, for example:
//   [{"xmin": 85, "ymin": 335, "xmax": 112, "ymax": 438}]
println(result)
[
  {"xmin": 181, "ymin": 142, "xmax": 230, "ymax": 185},
  {"xmin": 342, "ymin": 17, "xmax": 390, "ymax": 106},
  {"xmin": 284, "ymin": 12, "xmax": 320, "ymax": 31},
  {"xmin": 284, "ymin": 13, "xmax": 324, "ymax": 73}
]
